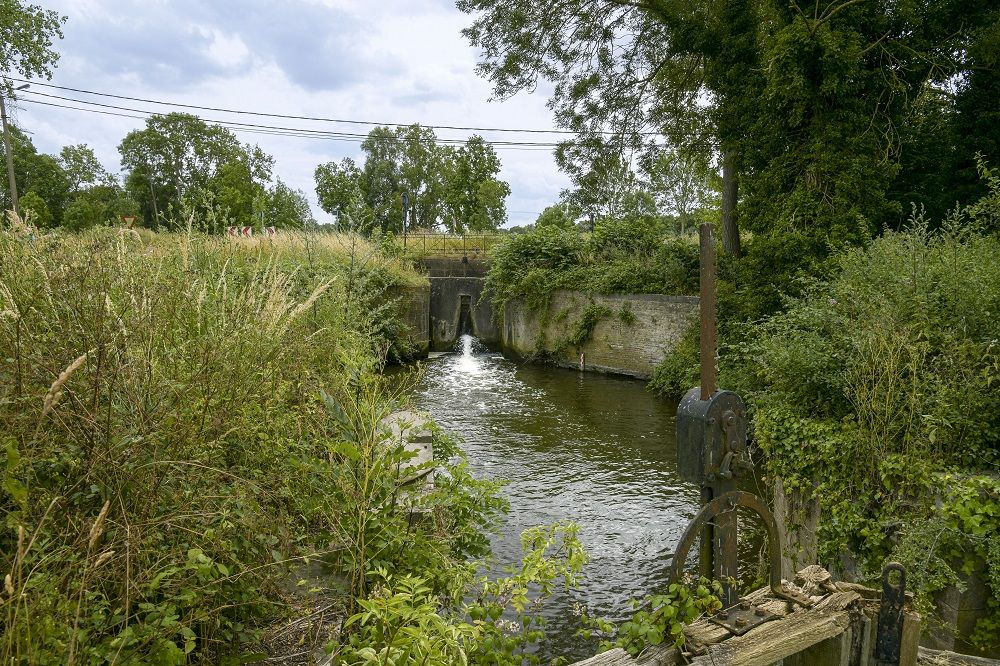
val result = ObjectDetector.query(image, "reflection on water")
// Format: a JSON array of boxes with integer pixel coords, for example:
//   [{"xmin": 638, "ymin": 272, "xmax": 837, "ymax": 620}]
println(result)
[{"xmin": 411, "ymin": 336, "xmax": 700, "ymax": 660}]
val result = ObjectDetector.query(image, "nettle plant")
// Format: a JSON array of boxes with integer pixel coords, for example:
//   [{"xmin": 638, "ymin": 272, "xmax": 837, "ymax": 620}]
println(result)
[
  {"xmin": 579, "ymin": 579, "xmax": 723, "ymax": 657},
  {"xmin": 331, "ymin": 523, "xmax": 588, "ymax": 666}
]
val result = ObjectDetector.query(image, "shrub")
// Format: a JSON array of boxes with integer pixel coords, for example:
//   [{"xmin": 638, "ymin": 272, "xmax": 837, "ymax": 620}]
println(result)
[
  {"xmin": 484, "ymin": 224, "xmax": 698, "ymax": 320},
  {"xmin": 725, "ymin": 206, "xmax": 1000, "ymax": 648},
  {"xmin": 0, "ymin": 226, "xmax": 459, "ymax": 664}
]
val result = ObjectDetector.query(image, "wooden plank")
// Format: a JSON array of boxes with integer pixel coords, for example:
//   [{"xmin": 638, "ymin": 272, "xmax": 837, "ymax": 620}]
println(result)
[
  {"xmin": 784, "ymin": 627, "xmax": 851, "ymax": 666},
  {"xmin": 567, "ymin": 644, "xmax": 679, "ymax": 666},
  {"xmin": 571, "ymin": 648, "xmax": 635, "ymax": 666},
  {"xmin": 634, "ymin": 645, "xmax": 679, "ymax": 665},
  {"xmin": 902, "ymin": 611, "xmax": 921, "ymax": 666},
  {"xmin": 687, "ymin": 592, "xmax": 860, "ymax": 666},
  {"xmin": 918, "ymin": 647, "xmax": 1000, "ymax": 666}
]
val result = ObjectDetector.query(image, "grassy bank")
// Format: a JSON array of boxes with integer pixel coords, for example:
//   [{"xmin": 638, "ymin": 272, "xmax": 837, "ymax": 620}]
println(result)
[
  {"xmin": 4, "ymin": 223, "xmax": 667, "ymax": 665},
  {"xmin": 0, "ymin": 224, "xmax": 479, "ymax": 663}
]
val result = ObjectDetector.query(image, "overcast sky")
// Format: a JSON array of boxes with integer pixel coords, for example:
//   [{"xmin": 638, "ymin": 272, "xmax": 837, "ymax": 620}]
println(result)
[{"xmin": 10, "ymin": 0, "xmax": 571, "ymax": 226}]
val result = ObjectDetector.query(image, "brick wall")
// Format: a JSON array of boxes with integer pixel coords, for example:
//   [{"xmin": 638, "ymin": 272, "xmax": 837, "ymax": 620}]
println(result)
[{"xmin": 502, "ymin": 291, "xmax": 699, "ymax": 378}]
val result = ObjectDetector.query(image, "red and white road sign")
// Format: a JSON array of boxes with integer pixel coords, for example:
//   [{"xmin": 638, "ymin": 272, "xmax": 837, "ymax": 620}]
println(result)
[
  {"xmin": 241, "ymin": 226, "xmax": 253, "ymax": 237},
  {"xmin": 264, "ymin": 226, "xmax": 276, "ymax": 237},
  {"xmin": 227, "ymin": 226, "xmax": 239, "ymax": 237}
]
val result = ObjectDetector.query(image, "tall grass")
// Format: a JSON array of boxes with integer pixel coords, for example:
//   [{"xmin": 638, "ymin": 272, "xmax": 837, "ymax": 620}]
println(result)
[{"xmin": 0, "ymin": 223, "xmax": 426, "ymax": 663}]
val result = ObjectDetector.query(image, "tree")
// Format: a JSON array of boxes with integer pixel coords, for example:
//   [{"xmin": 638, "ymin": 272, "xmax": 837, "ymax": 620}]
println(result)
[
  {"xmin": 534, "ymin": 203, "xmax": 577, "ymax": 230},
  {"xmin": 18, "ymin": 189, "xmax": 50, "ymax": 226},
  {"xmin": 441, "ymin": 136, "xmax": 510, "ymax": 232},
  {"xmin": 210, "ymin": 145, "xmax": 273, "ymax": 226},
  {"xmin": 643, "ymin": 149, "xmax": 716, "ymax": 236},
  {"xmin": 458, "ymin": 0, "xmax": 760, "ymax": 256},
  {"xmin": 58, "ymin": 144, "xmax": 111, "ymax": 193},
  {"xmin": 118, "ymin": 113, "xmax": 270, "ymax": 229},
  {"xmin": 395, "ymin": 124, "xmax": 446, "ymax": 230},
  {"xmin": 315, "ymin": 157, "xmax": 372, "ymax": 229},
  {"xmin": 61, "ymin": 184, "xmax": 137, "ymax": 231},
  {"xmin": 0, "ymin": 1, "xmax": 66, "ymax": 98},
  {"xmin": 264, "ymin": 179, "xmax": 315, "ymax": 229},
  {"xmin": 360, "ymin": 126, "xmax": 405, "ymax": 232},
  {"xmin": 558, "ymin": 143, "xmax": 641, "ymax": 223},
  {"xmin": 2, "ymin": 125, "xmax": 70, "ymax": 221},
  {"xmin": 317, "ymin": 125, "xmax": 510, "ymax": 234},
  {"xmin": 459, "ymin": 0, "xmax": 994, "ymax": 271}
]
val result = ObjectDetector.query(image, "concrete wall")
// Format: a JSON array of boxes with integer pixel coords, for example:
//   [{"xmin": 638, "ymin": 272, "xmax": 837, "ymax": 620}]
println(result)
[
  {"xmin": 392, "ymin": 284, "xmax": 431, "ymax": 358},
  {"xmin": 419, "ymin": 256, "xmax": 490, "ymax": 278},
  {"xmin": 502, "ymin": 291, "xmax": 699, "ymax": 378},
  {"xmin": 429, "ymin": 277, "xmax": 498, "ymax": 351}
]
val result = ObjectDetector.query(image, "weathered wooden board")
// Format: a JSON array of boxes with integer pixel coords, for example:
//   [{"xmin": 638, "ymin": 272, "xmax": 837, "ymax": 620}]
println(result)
[
  {"xmin": 918, "ymin": 647, "xmax": 1000, "ymax": 666},
  {"xmin": 570, "ymin": 645, "xmax": 679, "ymax": 666},
  {"xmin": 687, "ymin": 591, "xmax": 859, "ymax": 666}
]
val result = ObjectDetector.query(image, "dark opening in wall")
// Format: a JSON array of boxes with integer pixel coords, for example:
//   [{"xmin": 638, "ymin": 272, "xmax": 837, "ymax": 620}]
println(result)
[{"xmin": 458, "ymin": 294, "xmax": 473, "ymax": 336}]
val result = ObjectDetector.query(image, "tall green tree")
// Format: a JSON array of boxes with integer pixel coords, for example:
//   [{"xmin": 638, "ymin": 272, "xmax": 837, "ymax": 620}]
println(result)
[
  {"xmin": 534, "ymin": 203, "xmax": 577, "ymax": 230},
  {"xmin": 457, "ymin": 0, "xmax": 762, "ymax": 256},
  {"xmin": 360, "ymin": 126, "xmax": 405, "ymax": 232},
  {"xmin": 263, "ymin": 179, "xmax": 315, "ymax": 229},
  {"xmin": 4, "ymin": 125, "xmax": 69, "ymax": 224},
  {"xmin": 314, "ymin": 157, "xmax": 372, "ymax": 229},
  {"xmin": 441, "ymin": 135, "xmax": 509, "ymax": 232},
  {"xmin": 118, "ymin": 113, "xmax": 270, "ymax": 229},
  {"xmin": 61, "ymin": 184, "xmax": 137, "ymax": 231},
  {"xmin": 317, "ymin": 125, "xmax": 509, "ymax": 234},
  {"xmin": 396, "ymin": 124, "xmax": 445, "ymax": 230},
  {"xmin": 642, "ymin": 149, "xmax": 716, "ymax": 236},
  {"xmin": 0, "ymin": 0, "xmax": 66, "ymax": 98},
  {"xmin": 58, "ymin": 144, "xmax": 111, "ymax": 193}
]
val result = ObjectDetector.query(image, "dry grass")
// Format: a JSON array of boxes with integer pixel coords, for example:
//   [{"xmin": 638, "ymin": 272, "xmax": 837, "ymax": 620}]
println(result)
[{"xmin": 0, "ymin": 224, "xmax": 423, "ymax": 664}]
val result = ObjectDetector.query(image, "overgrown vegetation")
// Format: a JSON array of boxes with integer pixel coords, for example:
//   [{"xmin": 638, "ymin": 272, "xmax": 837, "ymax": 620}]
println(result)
[
  {"xmin": 579, "ymin": 579, "xmax": 723, "ymax": 656},
  {"xmin": 484, "ymin": 221, "xmax": 699, "ymax": 318},
  {"xmin": 0, "ymin": 221, "xmax": 575, "ymax": 664},
  {"xmin": 719, "ymin": 177, "xmax": 1000, "ymax": 650}
]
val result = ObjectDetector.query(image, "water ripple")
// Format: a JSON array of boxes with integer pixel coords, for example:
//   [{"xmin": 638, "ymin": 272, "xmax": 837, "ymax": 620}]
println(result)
[{"xmin": 410, "ymin": 338, "xmax": 700, "ymax": 660}]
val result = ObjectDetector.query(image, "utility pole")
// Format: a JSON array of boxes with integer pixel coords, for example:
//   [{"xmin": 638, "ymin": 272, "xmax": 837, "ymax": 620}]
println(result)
[{"xmin": 0, "ymin": 83, "xmax": 27, "ymax": 216}]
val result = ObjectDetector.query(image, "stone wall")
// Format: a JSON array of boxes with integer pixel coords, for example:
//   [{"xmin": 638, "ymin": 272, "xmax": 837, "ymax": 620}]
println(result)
[
  {"xmin": 429, "ymin": 277, "xmax": 499, "ymax": 351},
  {"xmin": 392, "ymin": 284, "xmax": 431, "ymax": 358},
  {"xmin": 502, "ymin": 291, "xmax": 699, "ymax": 378}
]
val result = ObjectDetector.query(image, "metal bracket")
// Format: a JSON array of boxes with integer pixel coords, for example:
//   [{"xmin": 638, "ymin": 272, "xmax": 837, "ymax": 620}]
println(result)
[
  {"xmin": 709, "ymin": 599, "xmax": 779, "ymax": 636},
  {"xmin": 875, "ymin": 562, "xmax": 906, "ymax": 666},
  {"xmin": 669, "ymin": 491, "xmax": 814, "ymax": 610}
]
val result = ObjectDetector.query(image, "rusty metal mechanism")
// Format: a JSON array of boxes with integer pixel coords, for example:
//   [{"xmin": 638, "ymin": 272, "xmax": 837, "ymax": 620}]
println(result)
[
  {"xmin": 709, "ymin": 599, "xmax": 779, "ymax": 636},
  {"xmin": 673, "ymin": 224, "xmax": 814, "ymax": 618},
  {"xmin": 668, "ymin": 490, "xmax": 812, "ymax": 607},
  {"xmin": 675, "ymin": 224, "xmax": 753, "ymax": 606},
  {"xmin": 875, "ymin": 562, "xmax": 907, "ymax": 666}
]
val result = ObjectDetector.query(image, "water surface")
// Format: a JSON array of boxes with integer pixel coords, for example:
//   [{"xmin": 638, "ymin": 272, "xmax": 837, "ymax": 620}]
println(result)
[{"xmin": 409, "ymin": 337, "xmax": 700, "ymax": 659}]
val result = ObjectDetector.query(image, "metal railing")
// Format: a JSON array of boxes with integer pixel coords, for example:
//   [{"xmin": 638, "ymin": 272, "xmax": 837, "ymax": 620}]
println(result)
[{"xmin": 402, "ymin": 233, "xmax": 502, "ymax": 255}]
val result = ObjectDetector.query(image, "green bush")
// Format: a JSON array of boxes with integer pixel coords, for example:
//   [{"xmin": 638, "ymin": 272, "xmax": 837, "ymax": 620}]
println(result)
[
  {"xmin": 0, "ymin": 226, "xmax": 509, "ymax": 664},
  {"xmin": 725, "ymin": 205, "xmax": 1000, "ymax": 649},
  {"xmin": 484, "ymin": 224, "xmax": 698, "ymax": 320}
]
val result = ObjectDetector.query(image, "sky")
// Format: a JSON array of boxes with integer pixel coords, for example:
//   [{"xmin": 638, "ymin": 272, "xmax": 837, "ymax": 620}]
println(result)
[{"xmin": 10, "ymin": 0, "xmax": 572, "ymax": 226}]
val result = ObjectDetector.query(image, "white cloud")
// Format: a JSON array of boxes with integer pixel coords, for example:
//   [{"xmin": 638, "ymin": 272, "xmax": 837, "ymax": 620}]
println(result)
[{"xmin": 16, "ymin": 0, "xmax": 571, "ymax": 226}]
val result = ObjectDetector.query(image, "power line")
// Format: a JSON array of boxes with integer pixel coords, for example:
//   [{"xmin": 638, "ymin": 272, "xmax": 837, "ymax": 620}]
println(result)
[
  {"xmin": 12, "ymin": 77, "xmax": 663, "ymax": 138},
  {"xmin": 16, "ymin": 96, "xmax": 562, "ymax": 151}
]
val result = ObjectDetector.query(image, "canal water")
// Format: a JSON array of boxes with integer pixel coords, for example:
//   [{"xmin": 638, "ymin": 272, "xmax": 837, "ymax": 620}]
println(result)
[{"xmin": 409, "ymin": 336, "xmax": 701, "ymax": 660}]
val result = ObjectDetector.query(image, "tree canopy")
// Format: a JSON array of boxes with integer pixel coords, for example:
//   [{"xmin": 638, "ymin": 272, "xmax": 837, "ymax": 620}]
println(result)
[
  {"xmin": 458, "ymin": 0, "xmax": 1000, "ymax": 312},
  {"xmin": 315, "ymin": 124, "xmax": 510, "ymax": 233},
  {"xmin": 0, "ymin": 0, "xmax": 65, "ymax": 97}
]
